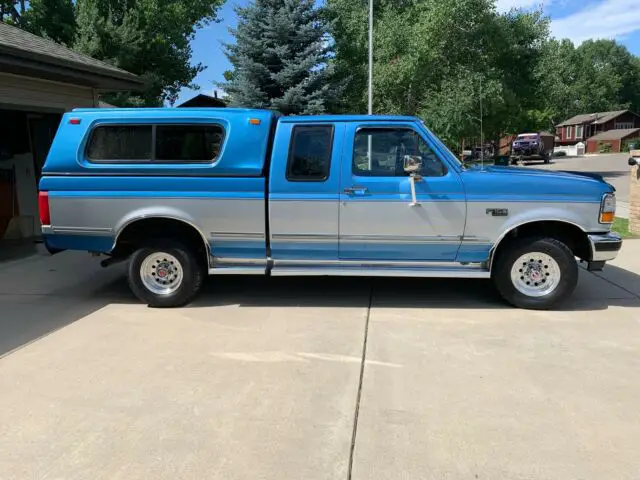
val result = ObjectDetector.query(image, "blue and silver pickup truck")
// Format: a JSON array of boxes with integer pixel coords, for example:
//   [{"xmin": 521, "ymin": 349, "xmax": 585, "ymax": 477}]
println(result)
[{"xmin": 38, "ymin": 108, "xmax": 621, "ymax": 309}]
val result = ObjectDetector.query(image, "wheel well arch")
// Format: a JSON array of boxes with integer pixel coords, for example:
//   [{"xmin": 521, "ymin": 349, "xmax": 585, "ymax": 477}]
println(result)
[
  {"xmin": 111, "ymin": 217, "xmax": 210, "ymax": 267},
  {"xmin": 489, "ymin": 220, "xmax": 591, "ymax": 270}
]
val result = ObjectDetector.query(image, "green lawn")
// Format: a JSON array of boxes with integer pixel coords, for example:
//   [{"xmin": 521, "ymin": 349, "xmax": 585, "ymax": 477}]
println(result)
[{"xmin": 612, "ymin": 217, "xmax": 638, "ymax": 238}]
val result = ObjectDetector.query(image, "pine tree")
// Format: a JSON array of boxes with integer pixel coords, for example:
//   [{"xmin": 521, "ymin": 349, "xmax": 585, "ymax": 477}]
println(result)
[{"xmin": 221, "ymin": 0, "xmax": 339, "ymax": 115}]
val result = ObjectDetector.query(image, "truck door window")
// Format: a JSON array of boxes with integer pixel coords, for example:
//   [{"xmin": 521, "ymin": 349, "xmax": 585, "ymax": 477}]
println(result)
[
  {"xmin": 353, "ymin": 128, "xmax": 447, "ymax": 177},
  {"xmin": 155, "ymin": 125, "xmax": 224, "ymax": 162},
  {"xmin": 87, "ymin": 125, "xmax": 152, "ymax": 162},
  {"xmin": 286, "ymin": 125, "xmax": 333, "ymax": 181}
]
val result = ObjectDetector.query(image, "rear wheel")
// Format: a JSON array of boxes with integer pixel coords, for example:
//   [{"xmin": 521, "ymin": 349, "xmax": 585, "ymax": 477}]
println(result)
[
  {"xmin": 127, "ymin": 239, "xmax": 204, "ymax": 308},
  {"xmin": 493, "ymin": 237, "xmax": 578, "ymax": 310}
]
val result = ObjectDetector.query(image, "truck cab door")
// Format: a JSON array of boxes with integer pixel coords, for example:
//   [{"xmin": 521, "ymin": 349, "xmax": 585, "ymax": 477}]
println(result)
[
  {"xmin": 268, "ymin": 122, "xmax": 344, "ymax": 262},
  {"xmin": 338, "ymin": 122, "xmax": 466, "ymax": 262}
]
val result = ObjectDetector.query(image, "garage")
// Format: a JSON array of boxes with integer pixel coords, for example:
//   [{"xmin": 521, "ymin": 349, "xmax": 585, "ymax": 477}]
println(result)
[
  {"xmin": 0, "ymin": 23, "xmax": 143, "ymax": 241},
  {"xmin": 586, "ymin": 128, "xmax": 640, "ymax": 154}
]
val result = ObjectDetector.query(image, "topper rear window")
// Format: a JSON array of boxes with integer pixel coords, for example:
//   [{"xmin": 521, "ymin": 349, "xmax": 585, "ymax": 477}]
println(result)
[{"xmin": 86, "ymin": 124, "xmax": 225, "ymax": 163}]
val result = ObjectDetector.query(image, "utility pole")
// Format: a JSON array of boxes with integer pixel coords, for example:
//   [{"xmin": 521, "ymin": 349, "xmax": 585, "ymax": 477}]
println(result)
[
  {"xmin": 367, "ymin": 0, "xmax": 374, "ymax": 169},
  {"xmin": 479, "ymin": 76, "xmax": 484, "ymax": 169},
  {"xmin": 368, "ymin": 0, "xmax": 373, "ymax": 115}
]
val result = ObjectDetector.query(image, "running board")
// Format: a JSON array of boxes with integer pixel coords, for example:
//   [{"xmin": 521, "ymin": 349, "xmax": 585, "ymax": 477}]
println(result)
[{"xmin": 269, "ymin": 264, "xmax": 490, "ymax": 278}]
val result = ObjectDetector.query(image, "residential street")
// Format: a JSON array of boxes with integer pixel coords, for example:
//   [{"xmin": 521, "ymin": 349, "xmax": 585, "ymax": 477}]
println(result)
[
  {"xmin": 1, "ymin": 245, "xmax": 640, "ymax": 479},
  {"xmin": 534, "ymin": 153, "xmax": 632, "ymax": 216}
]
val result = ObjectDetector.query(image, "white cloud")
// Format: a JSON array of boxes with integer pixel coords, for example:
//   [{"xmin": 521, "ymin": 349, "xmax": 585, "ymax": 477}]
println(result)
[{"xmin": 550, "ymin": 0, "xmax": 640, "ymax": 44}]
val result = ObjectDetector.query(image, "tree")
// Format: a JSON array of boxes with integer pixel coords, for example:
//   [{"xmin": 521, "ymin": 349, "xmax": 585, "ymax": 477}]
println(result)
[
  {"xmin": 326, "ymin": 0, "xmax": 550, "ymax": 147},
  {"xmin": 21, "ymin": 0, "xmax": 76, "ymax": 46},
  {"xmin": 0, "ymin": 0, "xmax": 24, "ymax": 24},
  {"xmin": 74, "ymin": 0, "xmax": 225, "ymax": 106},
  {"xmin": 534, "ymin": 38, "xmax": 640, "ymax": 128},
  {"xmin": 220, "ymin": 0, "xmax": 340, "ymax": 115}
]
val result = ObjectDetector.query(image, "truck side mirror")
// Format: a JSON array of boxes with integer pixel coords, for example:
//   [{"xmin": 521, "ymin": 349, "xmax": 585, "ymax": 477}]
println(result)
[
  {"xmin": 629, "ymin": 157, "xmax": 638, "ymax": 167},
  {"xmin": 403, "ymin": 154, "xmax": 422, "ymax": 175}
]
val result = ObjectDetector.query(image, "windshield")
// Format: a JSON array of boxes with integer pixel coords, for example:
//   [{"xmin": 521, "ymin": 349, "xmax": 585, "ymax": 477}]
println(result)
[{"xmin": 517, "ymin": 134, "xmax": 538, "ymax": 140}]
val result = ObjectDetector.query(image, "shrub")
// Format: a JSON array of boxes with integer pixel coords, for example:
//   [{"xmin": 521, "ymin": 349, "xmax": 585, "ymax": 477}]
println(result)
[
  {"xmin": 598, "ymin": 142, "xmax": 612, "ymax": 153},
  {"xmin": 622, "ymin": 138, "xmax": 640, "ymax": 152}
]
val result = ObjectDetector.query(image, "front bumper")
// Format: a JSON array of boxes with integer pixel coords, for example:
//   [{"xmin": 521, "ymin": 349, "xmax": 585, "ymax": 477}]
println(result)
[
  {"xmin": 588, "ymin": 232, "xmax": 622, "ymax": 262},
  {"xmin": 511, "ymin": 149, "xmax": 542, "ymax": 158}
]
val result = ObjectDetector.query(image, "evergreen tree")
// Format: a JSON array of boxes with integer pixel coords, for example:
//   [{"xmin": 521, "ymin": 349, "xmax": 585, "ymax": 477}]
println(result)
[
  {"xmin": 221, "ymin": 0, "xmax": 339, "ymax": 115},
  {"xmin": 74, "ymin": 0, "xmax": 224, "ymax": 106},
  {"xmin": 21, "ymin": 0, "xmax": 76, "ymax": 46}
]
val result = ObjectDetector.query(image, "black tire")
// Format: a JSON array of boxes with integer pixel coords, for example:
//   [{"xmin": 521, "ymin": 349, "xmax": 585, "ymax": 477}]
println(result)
[
  {"xmin": 127, "ymin": 239, "xmax": 205, "ymax": 308},
  {"xmin": 492, "ymin": 237, "xmax": 578, "ymax": 310}
]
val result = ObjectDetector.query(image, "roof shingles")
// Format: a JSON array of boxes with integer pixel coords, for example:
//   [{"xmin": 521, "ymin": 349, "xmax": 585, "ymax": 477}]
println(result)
[
  {"xmin": 556, "ymin": 110, "xmax": 628, "ymax": 127},
  {"xmin": 0, "ymin": 22, "xmax": 140, "ymax": 82},
  {"xmin": 587, "ymin": 128, "xmax": 640, "ymax": 141}
]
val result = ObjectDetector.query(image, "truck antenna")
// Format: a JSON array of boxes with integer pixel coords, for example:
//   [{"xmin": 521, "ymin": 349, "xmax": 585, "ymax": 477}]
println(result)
[{"xmin": 479, "ymin": 76, "xmax": 484, "ymax": 169}]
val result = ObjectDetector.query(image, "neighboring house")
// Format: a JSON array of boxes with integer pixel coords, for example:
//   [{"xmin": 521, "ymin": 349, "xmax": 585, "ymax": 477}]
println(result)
[
  {"xmin": 177, "ymin": 92, "xmax": 226, "ymax": 108},
  {"xmin": 0, "ymin": 23, "xmax": 143, "ymax": 240},
  {"xmin": 585, "ymin": 128, "xmax": 640, "ymax": 154},
  {"xmin": 555, "ymin": 110, "xmax": 640, "ymax": 148}
]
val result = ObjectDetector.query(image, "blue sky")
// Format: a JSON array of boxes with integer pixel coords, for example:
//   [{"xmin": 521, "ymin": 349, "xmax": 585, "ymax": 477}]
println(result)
[{"xmin": 175, "ymin": 0, "xmax": 640, "ymax": 105}]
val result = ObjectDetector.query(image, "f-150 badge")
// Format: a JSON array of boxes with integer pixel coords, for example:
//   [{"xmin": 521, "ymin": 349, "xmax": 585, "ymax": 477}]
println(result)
[{"xmin": 486, "ymin": 208, "xmax": 509, "ymax": 216}]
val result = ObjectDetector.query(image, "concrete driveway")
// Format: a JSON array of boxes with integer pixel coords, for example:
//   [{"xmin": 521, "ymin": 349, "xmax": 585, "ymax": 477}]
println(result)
[{"xmin": 1, "ymin": 247, "xmax": 640, "ymax": 479}]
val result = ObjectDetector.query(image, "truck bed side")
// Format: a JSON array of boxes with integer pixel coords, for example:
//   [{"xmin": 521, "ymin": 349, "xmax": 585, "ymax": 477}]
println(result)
[{"xmin": 40, "ymin": 108, "xmax": 275, "ymax": 267}]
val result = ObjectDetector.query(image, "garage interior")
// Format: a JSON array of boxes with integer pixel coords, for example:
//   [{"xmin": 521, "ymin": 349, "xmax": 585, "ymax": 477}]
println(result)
[{"xmin": 0, "ymin": 22, "xmax": 143, "ymax": 242}]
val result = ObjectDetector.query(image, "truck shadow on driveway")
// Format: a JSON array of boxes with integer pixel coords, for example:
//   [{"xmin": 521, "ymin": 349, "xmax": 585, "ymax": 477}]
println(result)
[
  {"xmin": 191, "ymin": 266, "xmax": 640, "ymax": 311},
  {"xmin": 1, "ymin": 265, "xmax": 638, "ymax": 359}
]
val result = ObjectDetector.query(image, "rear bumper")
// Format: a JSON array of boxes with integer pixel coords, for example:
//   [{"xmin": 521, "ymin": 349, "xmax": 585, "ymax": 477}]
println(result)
[
  {"xmin": 588, "ymin": 232, "xmax": 622, "ymax": 262},
  {"xmin": 37, "ymin": 235, "xmax": 65, "ymax": 256}
]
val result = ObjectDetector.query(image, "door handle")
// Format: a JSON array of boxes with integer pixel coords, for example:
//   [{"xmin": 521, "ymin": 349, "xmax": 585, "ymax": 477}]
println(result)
[{"xmin": 344, "ymin": 186, "xmax": 369, "ymax": 195}]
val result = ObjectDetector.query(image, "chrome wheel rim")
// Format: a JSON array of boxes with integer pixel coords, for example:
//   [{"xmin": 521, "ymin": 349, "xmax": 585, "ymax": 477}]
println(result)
[
  {"xmin": 140, "ymin": 252, "xmax": 183, "ymax": 295},
  {"xmin": 510, "ymin": 252, "xmax": 561, "ymax": 297}
]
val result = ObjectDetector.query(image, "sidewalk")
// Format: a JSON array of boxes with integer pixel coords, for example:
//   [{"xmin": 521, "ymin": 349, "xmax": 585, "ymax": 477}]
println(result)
[
  {"xmin": 618, "ymin": 200, "xmax": 630, "ymax": 218},
  {"xmin": 596, "ymin": 238, "xmax": 640, "ymax": 297}
]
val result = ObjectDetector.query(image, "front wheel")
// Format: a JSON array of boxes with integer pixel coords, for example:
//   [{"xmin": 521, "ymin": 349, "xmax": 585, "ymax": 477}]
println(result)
[
  {"xmin": 493, "ymin": 237, "xmax": 578, "ymax": 310},
  {"xmin": 127, "ymin": 240, "xmax": 205, "ymax": 308}
]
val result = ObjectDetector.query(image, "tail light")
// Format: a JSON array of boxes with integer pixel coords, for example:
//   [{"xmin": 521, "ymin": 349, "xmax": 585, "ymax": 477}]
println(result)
[{"xmin": 38, "ymin": 191, "xmax": 51, "ymax": 225}]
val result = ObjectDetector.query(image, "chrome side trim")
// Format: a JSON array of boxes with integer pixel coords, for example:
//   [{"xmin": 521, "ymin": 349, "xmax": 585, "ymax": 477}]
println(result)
[
  {"xmin": 271, "ymin": 234, "xmax": 488, "ymax": 245},
  {"xmin": 272, "ymin": 233, "xmax": 339, "ymax": 241},
  {"xmin": 340, "ymin": 234, "xmax": 461, "ymax": 244},
  {"xmin": 461, "ymin": 236, "xmax": 491, "ymax": 244},
  {"xmin": 212, "ymin": 257, "xmax": 268, "ymax": 266},
  {"xmin": 588, "ymin": 232, "xmax": 622, "ymax": 262},
  {"xmin": 273, "ymin": 259, "xmax": 484, "ymax": 268},
  {"xmin": 50, "ymin": 226, "xmax": 113, "ymax": 235},
  {"xmin": 211, "ymin": 232, "xmax": 265, "ymax": 240},
  {"xmin": 270, "ymin": 265, "xmax": 490, "ymax": 278},
  {"xmin": 209, "ymin": 266, "xmax": 266, "ymax": 275}
]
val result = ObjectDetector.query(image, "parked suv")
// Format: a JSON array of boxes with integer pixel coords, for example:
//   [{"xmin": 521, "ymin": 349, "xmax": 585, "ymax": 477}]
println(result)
[{"xmin": 510, "ymin": 132, "xmax": 555, "ymax": 164}]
